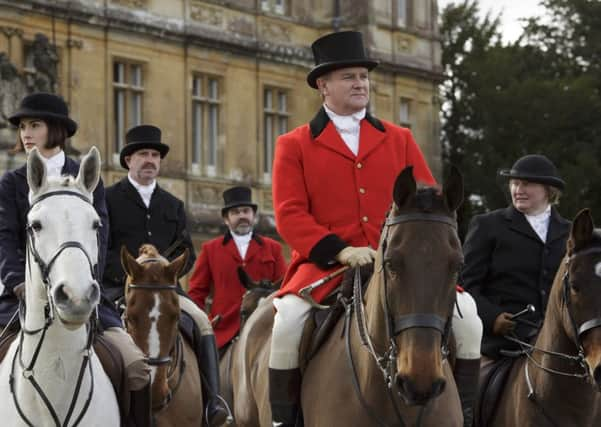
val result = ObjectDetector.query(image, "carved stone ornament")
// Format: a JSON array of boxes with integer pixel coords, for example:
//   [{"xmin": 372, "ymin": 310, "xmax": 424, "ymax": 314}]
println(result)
[
  {"xmin": 111, "ymin": 0, "xmax": 148, "ymax": 8},
  {"xmin": 190, "ymin": 2, "xmax": 224, "ymax": 28},
  {"xmin": 395, "ymin": 34, "xmax": 412, "ymax": 53},
  {"xmin": 260, "ymin": 22, "xmax": 291, "ymax": 43}
]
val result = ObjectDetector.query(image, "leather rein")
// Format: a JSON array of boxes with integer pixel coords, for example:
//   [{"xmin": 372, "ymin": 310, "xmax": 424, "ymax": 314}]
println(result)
[{"xmin": 344, "ymin": 211, "xmax": 458, "ymax": 427}]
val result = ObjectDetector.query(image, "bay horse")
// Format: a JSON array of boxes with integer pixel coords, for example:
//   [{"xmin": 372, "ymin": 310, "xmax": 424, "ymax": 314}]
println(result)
[
  {"xmin": 232, "ymin": 166, "xmax": 465, "ymax": 426},
  {"xmin": 488, "ymin": 209, "xmax": 601, "ymax": 426},
  {"xmin": 219, "ymin": 267, "xmax": 280, "ymax": 418},
  {"xmin": 0, "ymin": 147, "xmax": 120, "ymax": 426},
  {"xmin": 120, "ymin": 244, "xmax": 203, "ymax": 426}
]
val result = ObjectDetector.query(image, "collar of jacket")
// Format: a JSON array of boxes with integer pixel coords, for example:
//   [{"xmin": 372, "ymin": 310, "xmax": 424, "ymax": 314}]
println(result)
[
  {"xmin": 222, "ymin": 230, "xmax": 264, "ymax": 246},
  {"xmin": 503, "ymin": 205, "xmax": 570, "ymax": 243},
  {"xmin": 16, "ymin": 155, "xmax": 79, "ymax": 178},
  {"xmin": 309, "ymin": 106, "xmax": 385, "ymax": 139}
]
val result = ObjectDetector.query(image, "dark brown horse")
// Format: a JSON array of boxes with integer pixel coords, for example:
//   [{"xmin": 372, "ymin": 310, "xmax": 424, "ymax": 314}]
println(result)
[
  {"xmin": 489, "ymin": 209, "xmax": 601, "ymax": 426},
  {"xmin": 232, "ymin": 166, "xmax": 465, "ymax": 426},
  {"xmin": 121, "ymin": 244, "xmax": 203, "ymax": 427},
  {"xmin": 219, "ymin": 267, "xmax": 280, "ymax": 421}
]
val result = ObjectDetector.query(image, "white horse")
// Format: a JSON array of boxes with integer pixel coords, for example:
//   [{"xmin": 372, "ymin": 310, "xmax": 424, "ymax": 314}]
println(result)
[{"xmin": 0, "ymin": 147, "xmax": 120, "ymax": 426}]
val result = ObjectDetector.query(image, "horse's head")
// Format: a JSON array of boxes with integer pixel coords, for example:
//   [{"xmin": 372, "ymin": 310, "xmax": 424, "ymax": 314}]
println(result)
[
  {"xmin": 25, "ymin": 147, "xmax": 102, "ymax": 329},
  {"xmin": 122, "ymin": 244, "xmax": 188, "ymax": 398},
  {"xmin": 376, "ymin": 166, "xmax": 463, "ymax": 405},
  {"xmin": 237, "ymin": 266, "xmax": 280, "ymax": 330},
  {"xmin": 558, "ymin": 209, "xmax": 601, "ymax": 390}
]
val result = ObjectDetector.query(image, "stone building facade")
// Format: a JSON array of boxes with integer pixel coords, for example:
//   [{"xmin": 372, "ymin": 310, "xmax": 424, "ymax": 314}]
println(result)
[{"xmin": 0, "ymin": 0, "xmax": 442, "ymax": 250}]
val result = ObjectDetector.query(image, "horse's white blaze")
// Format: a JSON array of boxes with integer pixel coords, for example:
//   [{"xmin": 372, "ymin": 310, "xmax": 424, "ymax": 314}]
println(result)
[
  {"xmin": 595, "ymin": 261, "xmax": 601, "ymax": 278},
  {"xmin": 148, "ymin": 293, "xmax": 161, "ymax": 383}
]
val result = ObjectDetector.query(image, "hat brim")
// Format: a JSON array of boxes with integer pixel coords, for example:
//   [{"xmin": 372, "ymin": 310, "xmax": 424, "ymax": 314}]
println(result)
[
  {"xmin": 221, "ymin": 203, "xmax": 258, "ymax": 216},
  {"xmin": 499, "ymin": 170, "xmax": 565, "ymax": 190},
  {"xmin": 9, "ymin": 109, "xmax": 78, "ymax": 137},
  {"xmin": 307, "ymin": 60, "xmax": 379, "ymax": 89},
  {"xmin": 120, "ymin": 141, "xmax": 170, "ymax": 169}
]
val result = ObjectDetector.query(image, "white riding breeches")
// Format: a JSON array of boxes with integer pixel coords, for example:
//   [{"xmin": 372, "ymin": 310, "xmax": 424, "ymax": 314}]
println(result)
[
  {"xmin": 453, "ymin": 290, "xmax": 483, "ymax": 360},
  {"xmin": 269, "ymin": 294, "xmax": 312, "ymax": 370},
  {"xmin": 268, "ymin": 290, "xmax": 483, "ymax": 369}
]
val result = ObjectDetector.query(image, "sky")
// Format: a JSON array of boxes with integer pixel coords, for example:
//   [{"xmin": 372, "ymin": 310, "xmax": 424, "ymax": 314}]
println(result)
[{"xmin": 437, "ymin": 0, "xmax": 548, "ymax": 42}]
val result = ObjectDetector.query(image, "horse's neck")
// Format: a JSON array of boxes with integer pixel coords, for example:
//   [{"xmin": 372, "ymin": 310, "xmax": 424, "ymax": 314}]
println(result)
[{"xmin": 363, "ymin": 271, "xmax": 390, "ymax": 352}]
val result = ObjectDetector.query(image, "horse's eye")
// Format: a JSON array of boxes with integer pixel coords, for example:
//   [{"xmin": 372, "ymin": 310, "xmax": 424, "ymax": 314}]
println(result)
[
  {"xmin": 92, "ymin": 220, "xmax": 101, "ymax": 230},
  {"xmin": 30, "ymin": 220, "xmax": 42, "ymax": 232},
  {"xmin": 571, "ymin": 282, "xmax": 581, "ymax": 293}
]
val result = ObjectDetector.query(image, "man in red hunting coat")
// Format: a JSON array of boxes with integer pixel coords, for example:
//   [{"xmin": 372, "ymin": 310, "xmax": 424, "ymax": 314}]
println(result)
[
  {"xmin": 188, "ymin": 186, "xmax": 287, "ymax": 348},
  {"xmin": 268, "ymin": 31, "xmax": 482, "ymax": 427}
]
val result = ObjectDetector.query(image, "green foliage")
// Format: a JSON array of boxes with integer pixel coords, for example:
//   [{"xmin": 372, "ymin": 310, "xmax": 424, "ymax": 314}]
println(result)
[{"xmin": 440, "ymin": 0, "xmax": 601, "ymax": 238}]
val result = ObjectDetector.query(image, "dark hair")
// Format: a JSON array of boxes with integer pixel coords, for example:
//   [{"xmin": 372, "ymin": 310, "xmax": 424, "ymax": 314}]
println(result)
[{"xmin": 11, "ymin": 118, "xmax": 68, "ymax": 153}]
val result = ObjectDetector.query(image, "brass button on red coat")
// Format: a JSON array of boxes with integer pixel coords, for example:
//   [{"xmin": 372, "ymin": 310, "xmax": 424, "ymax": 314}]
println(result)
[
  {"xmin": 356, "ymin": 162, "xmax": 363, "ymax": 169},
  {"xmin": 362, "ymin": 216, "xmax": 368, "ymax": 222},
  {"xmin": 359, "ymin": 188, "xmax": 366, "ymax": 194}
]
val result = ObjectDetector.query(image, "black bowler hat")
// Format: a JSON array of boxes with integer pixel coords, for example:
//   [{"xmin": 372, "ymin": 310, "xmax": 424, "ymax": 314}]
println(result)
[
  {"xmin": 119, "ymin": 125, "xmax": 170, "ymax": 169},
  {"xmin": 499, "ymin": 154, "xmax": 565, "ymax": 190},
  {"xmin": 221, "ymin": 186, "xmax": 258, "ymax": 216},
  {"xmin": 307, "ymin": 31, "xmax": 379, "ymax": 89},
  {"xmin": 9, "ymin": 92, "xmax": 78, "ymax": 137}
]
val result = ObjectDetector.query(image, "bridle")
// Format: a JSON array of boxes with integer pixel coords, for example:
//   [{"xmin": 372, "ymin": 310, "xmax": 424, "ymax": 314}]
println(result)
[
  {"xmin": 11, "ymin": 190, "xmax": 99, "ymax": 427},
  {"xmin": 345, "ymin": 210, "xmax": 458, "ymax": 427},
  {"xmin": 125, "ymin": 258, "xmax": 185, "ymax": 410}
]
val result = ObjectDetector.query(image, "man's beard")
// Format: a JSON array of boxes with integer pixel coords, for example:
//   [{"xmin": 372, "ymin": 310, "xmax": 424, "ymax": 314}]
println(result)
[{"xmin": 231, "ymin": 221, "xmax": 253, "ymax": 235}]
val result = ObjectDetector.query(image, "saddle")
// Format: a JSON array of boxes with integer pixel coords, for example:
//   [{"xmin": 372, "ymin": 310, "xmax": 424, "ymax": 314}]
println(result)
[
  {"xmin": 476, "ymin": 356, "xmax": 515, "ymax": 427},
  {"xmin": 299, "ymin": 265, "xmax": 373, "ymax": 371},
  {"xmin": 0, "ymin": 325, "xmax": 129, "ymax": 423}
]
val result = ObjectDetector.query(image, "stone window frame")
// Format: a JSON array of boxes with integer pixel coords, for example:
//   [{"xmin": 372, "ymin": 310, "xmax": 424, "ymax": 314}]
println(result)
[
  {"xmin": 261, "ymin": 0, "xmax": 286, "ymax": 15},
  {"xmin": 399, "ymin": 97, "xmax": 413, "ymax": 129},
  {"xmin": 262, "ymin": 86, "xmax": 289, "ymax": 183},
  {"xmin": 394, "ymin": 0, "xmax": 407, "ymax": 28},
  {"xmin": 112, "ymin": 59, "xmax": 144, "ymax": 162},
  {"xmin": 190, "ymin": 73, "xmax": 221, "ymax": 178}
]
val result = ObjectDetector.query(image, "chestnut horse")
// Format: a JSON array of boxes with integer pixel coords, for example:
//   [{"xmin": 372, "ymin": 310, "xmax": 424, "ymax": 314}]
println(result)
[
  {"xmin": 121, "ymin": 244, "xmax": 202, "ymax": 426},
  {"xmin": 489, "ymin": 209, "xmax": 601, "ymax": 426},
  {"xmin": 232, "ymin": 166, "xmax": 465, "ymax": 426}
]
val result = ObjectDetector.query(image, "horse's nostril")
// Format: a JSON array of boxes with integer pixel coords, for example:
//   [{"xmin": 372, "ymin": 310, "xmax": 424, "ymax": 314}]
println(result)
[
  {"xmin": 431, "ymin": 378, "xmax": 446, "ymax": 397},
  {"xmin": 54, "ymin": 283, "xmax": 69, "ymax": 305},
  {"xmin": 594, "ymin": 365, "xmax": 601, "ymax": 387}
]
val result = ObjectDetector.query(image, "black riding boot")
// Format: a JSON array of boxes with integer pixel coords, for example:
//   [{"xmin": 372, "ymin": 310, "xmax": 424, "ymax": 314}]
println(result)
[
  {"xmin": 454, "ymin": 358, "xmax": 480, "ymax": 427},
  {"xmin": 197, "ymin": 334, "xmax": 231, "ymax": 427},
  {"xmin": 269, "ymin": 368, "xmax": 301, "ymax": 427},
  {"xmin": 128, "ymin": 380, "xmax": 153, "ymax": 427}
]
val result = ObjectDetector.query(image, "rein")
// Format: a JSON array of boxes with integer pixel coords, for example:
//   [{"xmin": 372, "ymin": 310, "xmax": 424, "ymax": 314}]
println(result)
[
  {"xmin": 11, "ymin": 190, "xmax": 98, "ymax": 427},
  {"xmin": 344, "ymin": 211, "xmax": 457, "ymax": 427}
]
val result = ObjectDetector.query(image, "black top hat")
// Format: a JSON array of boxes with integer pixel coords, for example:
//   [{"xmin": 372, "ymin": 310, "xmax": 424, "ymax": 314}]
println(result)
[
  {"xmin": 119, "ymin": 125, "xmax": 170, "ymax": 169},
  {"xmin": 9, "ymin": 92, "xmax": 78, "ymax": 137},
  {"xmin": 499, "ymin": 154, "xmax": 565, "ymax": 190},
  {"xmin": 221, "ymin": 186, "xmax": 258, "ymax": 216},
  {"xmin": 307, "ymin": 31, "xmax": 379, "ymax": 89}
]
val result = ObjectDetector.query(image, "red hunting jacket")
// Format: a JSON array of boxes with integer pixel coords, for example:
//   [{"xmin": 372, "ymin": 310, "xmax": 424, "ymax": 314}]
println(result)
[
  {"xmin": 188, "ymin": 232, "xmax": 286, "ymax": 348},
  {"xmin": 273, "ymin": 107, "xmax": 435, "ymax": 302}
]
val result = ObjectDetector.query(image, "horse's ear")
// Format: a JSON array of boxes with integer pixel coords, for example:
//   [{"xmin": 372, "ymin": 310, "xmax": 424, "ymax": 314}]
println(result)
[
  {"xmin": 76, "ymin": 146, "xmax": 101, "ymax": 194},
  {"xmin": 27, "ymin": 147, "xmax": 47, "ymax": 195},
  {"xmin": 237, "ymin": 266, "xmax": 255, "ymax": 290},
  {"xmin": 393, "ymin": 166, "xmax": 416, "ymax": 208},
  {"xmin": 443, "ymin": 165, "xmax": 464, "ymax": 212},
  {"xmin": 165, "ymin": 249, "xmax": 189, "ymax": 281},
  {"xmin": 568, "ymin": 209, "xmax": 595, "ymax": 254},
  {"xmin": 121, "ymin": 245, "xmax": 144, "ymax": 279}
]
